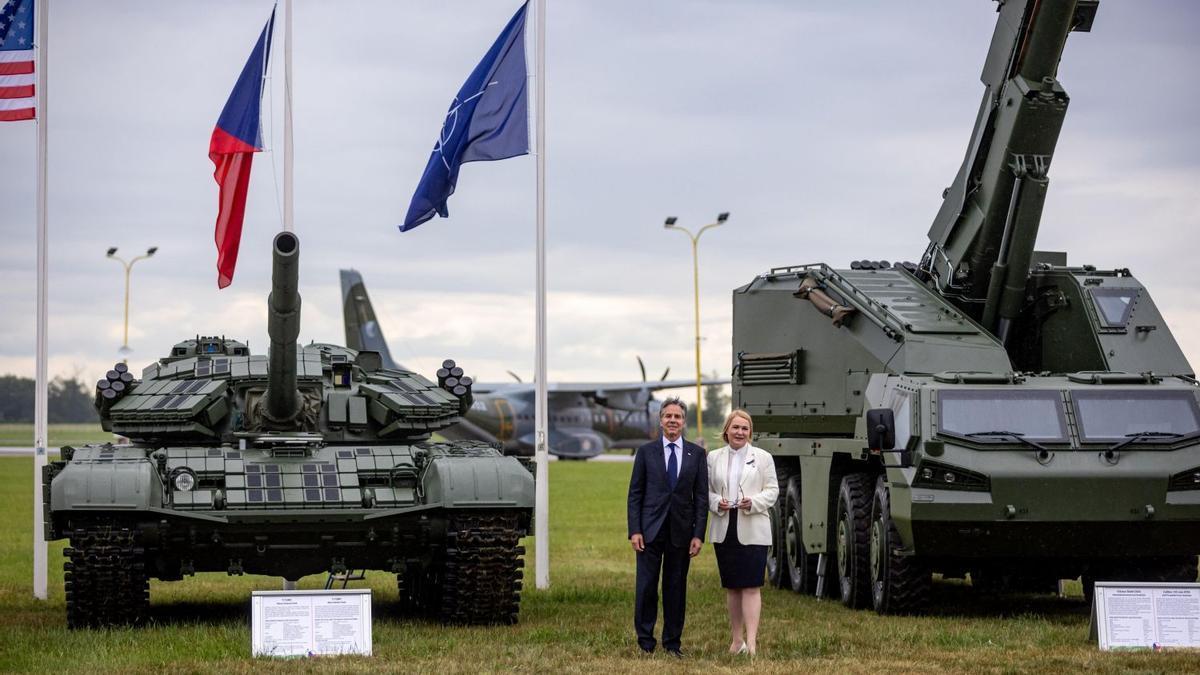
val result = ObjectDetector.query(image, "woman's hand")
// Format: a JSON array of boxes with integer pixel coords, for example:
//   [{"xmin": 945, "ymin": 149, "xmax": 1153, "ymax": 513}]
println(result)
[
  {"xmin": 737, "ymin": 497, "xmax": 752, "ymax": 511},
  {"xmin": 718, "ymin": 499, "xmax": 732, "ymax": 512}
]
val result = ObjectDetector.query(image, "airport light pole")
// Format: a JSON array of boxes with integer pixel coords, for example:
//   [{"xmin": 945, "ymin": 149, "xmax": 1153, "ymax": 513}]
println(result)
[
  {"xmin": 106, "ymin": 246, "xmax": 158, "ymax": 356},
  {"xmin": 664, "ymin": 212, "xmax": 728, "ymax": 444}
]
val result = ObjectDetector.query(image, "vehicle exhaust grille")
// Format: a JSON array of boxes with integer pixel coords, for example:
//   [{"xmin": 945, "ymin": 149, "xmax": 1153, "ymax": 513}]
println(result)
[{"xmin": 736, "ymin": 350, "xmax": 803, "ymax": 386}]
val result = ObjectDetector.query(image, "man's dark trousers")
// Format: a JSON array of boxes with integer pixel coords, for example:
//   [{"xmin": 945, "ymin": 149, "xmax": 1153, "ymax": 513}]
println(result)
[
  {"xmin": 635, "ymin": 519, "xmax": 690, "ymax": 652},
  {"xmin": 628, "ymin": 438, "xmax": 708, "ymax": 653}
]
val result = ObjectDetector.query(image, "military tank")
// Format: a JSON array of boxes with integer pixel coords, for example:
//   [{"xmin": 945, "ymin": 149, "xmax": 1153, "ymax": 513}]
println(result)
[
  {"xmin": 734, "ymin": 0, "xmax": 1200, "ymax": 614},
  {"xmin": 43, "ymin": 232, "xmax": 534, "ymax": 628}
]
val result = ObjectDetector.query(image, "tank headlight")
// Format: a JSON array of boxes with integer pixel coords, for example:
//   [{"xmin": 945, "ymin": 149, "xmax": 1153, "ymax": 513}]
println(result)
[
  {"xmin": 172, "ymin": 469, "xmax": 196, "ymax": 492},
  {"xmin": 943, "ymin": 472, "xmax": 956, "ymax": 484},
  {"xmin": 921, "ymin": 468, "xmax": 933, "ymax": 480}
]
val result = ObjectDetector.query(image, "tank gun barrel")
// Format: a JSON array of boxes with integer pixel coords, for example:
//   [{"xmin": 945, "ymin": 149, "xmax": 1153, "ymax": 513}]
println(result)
[{"xmin": 264, "ymin": 232, "xmax": 301, "ymax": 423}]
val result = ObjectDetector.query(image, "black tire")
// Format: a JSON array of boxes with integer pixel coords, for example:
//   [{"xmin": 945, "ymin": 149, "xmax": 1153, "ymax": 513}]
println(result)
[
  {"xmin": 835, "ymin": 473, "xmax": 873, "ymax": 609},
  {"xmin": 868, "ymin": 476, "xmax": 930, "ymax": 614},
  {"xmin": 784, "ymin": 477, "xmax": 818, "ymax": 594},
  {"xmin": 765, "ymin": 500, "xmax": 789, "ymax": 589}
]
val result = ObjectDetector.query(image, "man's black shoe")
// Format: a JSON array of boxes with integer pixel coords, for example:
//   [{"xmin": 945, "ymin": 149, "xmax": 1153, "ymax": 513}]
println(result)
[
  {"xmin": 666, "ymin": 648, "xmax": 686, "ymax": 658},
  {"xmin": 638, "ymin": 646, "xmax": 654, "ymax": 655}
]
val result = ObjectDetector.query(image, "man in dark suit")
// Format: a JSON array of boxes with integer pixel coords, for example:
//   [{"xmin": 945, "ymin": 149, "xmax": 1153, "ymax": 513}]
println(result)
[{"xmin": 627, "ymin": 397, "xmax": 708, "ymax": 657}]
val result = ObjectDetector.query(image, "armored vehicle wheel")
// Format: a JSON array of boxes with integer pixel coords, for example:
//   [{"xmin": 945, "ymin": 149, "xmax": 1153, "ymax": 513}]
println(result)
[
  {"xmin": 64, "ymin": 525, "xmax": 149, "ymax": 629},
  {"xmin": 784, "ymin": 478, "xmax": 818, "ymax": 594},
  {"xmin": 765, "ymin": 500, "xmax": 789, "ymax": 589},
  {"xmin": 868, "ymin": 477, "xmax": 930, "ymax": 614},
  {"xmin": 835, "ymin": 473, "xmax": 872, "ymax": 608},
  {"xmin": 435, "ymin": 513, "xmax": 525, "ymax": 624}
]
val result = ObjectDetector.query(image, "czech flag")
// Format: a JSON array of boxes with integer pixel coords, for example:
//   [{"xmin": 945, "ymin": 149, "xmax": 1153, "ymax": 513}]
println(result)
[{"xmin": 210, "ymin": 8, "xmax": 275, "ymax": 289}]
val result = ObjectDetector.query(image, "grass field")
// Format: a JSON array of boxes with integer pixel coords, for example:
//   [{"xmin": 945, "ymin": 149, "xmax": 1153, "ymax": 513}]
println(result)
[
  {"xmin": 0, "ymin": 457, "xmax": 1196, "ymax": 673},
  {"xmin": 0, "ymin": 424, "xmax": 112, "ymax": 448}
]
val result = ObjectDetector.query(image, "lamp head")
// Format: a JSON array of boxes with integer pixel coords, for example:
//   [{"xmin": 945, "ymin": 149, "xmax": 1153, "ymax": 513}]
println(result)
[
  {"xmin": 146, "ymin": 247, "xmax": 158, "ymax": 257},
  {"xmin": 717, "ymin": 212, "xmax": 730, "ymax": 224},
  {"xmin": 664, "ymin": 216, "xmax": 677, "ymax": 228},
  {"xmin": 106, "ymin": 247, "xmax": 118, "ymax": 257}
]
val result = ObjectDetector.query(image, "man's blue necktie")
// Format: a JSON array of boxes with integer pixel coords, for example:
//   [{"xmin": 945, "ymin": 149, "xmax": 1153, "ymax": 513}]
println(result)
[{"xmin": 667, "ymin": 442, "xmax": 678, "ymax": 490}]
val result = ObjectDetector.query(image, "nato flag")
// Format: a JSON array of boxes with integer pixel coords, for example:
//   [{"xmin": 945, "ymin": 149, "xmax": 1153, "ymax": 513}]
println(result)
[{"xmin": 402, "ymin": 2, "xmax": 529, "ymax": 232}]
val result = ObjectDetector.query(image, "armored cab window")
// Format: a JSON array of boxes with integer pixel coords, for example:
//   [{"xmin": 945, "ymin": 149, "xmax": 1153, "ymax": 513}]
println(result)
[
  {"xmin": 890, "ymin": 392, "xmax": 914, "ymax": 451},
  {"xmin": 937, "ymin": 390, "xmax": 1068, "ymax": 443},
  {"xmin": 1090, "ymin": 287, "xmax": 1138, "ymax": 329},
  {"xmin": 1072, "ymin": 390, "xmax": 1200, "ymax": 443}
]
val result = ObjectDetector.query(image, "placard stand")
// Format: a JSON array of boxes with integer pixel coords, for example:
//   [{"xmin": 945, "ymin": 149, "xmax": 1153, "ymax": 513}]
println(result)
[
  {"xmin": 1089, "ymin": 582, "xmax": 1200, "ymax": 650},
  {"xmin": 251, "ymin": 589, "xmax": 372, "ymax": 657}
]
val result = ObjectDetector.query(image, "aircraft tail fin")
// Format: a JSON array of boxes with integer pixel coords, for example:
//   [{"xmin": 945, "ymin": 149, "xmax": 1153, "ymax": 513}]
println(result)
[{"xmin": 340, "ymin": 269, "xmax": 401, "ymax": 370}]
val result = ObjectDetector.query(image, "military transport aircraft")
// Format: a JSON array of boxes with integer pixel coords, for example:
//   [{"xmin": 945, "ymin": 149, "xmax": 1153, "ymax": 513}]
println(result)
[{"xmin": 340, "ymin": 269, "xmax": 716, "ymax": 459}]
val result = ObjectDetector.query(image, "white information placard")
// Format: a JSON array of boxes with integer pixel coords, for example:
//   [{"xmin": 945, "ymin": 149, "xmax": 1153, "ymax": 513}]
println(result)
[
  {"xmin": 251, "ymin": 589, "xmax": 372, "ymax": 657},
  {"xmin": 1091, "ymin": 582, "xmax": 1200, "ymax": 650}
]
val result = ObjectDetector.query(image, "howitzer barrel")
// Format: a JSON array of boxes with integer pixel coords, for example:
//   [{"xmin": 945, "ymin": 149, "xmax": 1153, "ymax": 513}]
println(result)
[
  {"xmin": 922, "ymin": 0, "xmax": 1095, "ymax": 335},
  {"xmin": 264, "ymin": 232, "xmax": 302, "ymax": 422}
]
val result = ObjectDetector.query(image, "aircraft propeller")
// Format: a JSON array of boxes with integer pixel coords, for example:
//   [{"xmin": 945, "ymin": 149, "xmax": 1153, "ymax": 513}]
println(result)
[{"xmin": 636, "ymin": 356, "xmax": 670, "ymax": 382}]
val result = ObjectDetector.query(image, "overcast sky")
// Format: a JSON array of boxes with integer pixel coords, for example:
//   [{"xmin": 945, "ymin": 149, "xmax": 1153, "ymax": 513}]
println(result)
[{"xmin": 1, "ymin": 0, "xmax": 1197, "ymax": 401}]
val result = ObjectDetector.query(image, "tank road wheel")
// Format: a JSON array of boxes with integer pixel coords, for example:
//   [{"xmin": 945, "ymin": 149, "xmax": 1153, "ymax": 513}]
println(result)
[
  {"xmin": 64, "ymin": 525, "xmax": 149, "ymax": 629},
  {"xmin": 784, "ymin": 478, "xmax": 818, "ymax": 594},
  {"xmin": 868, "ymin": 476, "xmax": 930, "ymax": 614},
  {"xmin": 835, "ymin": 473, "xmax": 872, "ymax": 609},
  {"xmin": 765, "ymin": 500, "xmax": 789, "ymax": 589},
  {"xmin": 436, "ymin": 513, "xmax": 526, "ymax": 624}
]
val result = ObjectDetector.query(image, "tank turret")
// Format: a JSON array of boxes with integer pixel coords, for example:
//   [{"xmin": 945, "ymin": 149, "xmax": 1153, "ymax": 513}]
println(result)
[{"xmin": 262, "ymin": 231, "xmax": 302, "ymax": 426}]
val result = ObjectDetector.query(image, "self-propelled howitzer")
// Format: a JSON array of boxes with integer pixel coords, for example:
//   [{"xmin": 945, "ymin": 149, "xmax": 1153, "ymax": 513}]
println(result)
[
  {"xmin": 734, "ymin": 0, "xmax": 1199, "ymax": 615},
  {"xmin": 45, "ymin": 232, "xmax": 533, "ymax": 628}
]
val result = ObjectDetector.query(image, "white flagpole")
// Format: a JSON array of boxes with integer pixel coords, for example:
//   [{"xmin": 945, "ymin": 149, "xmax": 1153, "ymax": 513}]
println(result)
[
  {"xmin": 533, "ymin": 0, "xmax": 549, "ymax": 590},
  {"xmin": 280, "ymin": 0, "xmax": 296, "ymax": 592},
  {"xmin": 282, "ymin": 0, "xmax": 293, "ymax": 233},
  {"xmin": 33, "ymin": 0, "xmax": 50, "ymax": 601}
]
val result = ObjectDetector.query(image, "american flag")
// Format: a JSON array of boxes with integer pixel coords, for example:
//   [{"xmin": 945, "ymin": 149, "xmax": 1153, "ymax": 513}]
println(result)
[{"xmin": 0, "ymin": 0, "xmax": 34, "ymax": 122}]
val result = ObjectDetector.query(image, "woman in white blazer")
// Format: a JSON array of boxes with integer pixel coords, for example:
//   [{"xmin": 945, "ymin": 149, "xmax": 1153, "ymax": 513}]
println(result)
[{"xmin": 707, "ymin": 409, "xmax": 778, "ymax": 656}]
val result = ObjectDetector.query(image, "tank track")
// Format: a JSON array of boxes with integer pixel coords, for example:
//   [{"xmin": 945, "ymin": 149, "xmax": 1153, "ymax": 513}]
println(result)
[
  {"xmin": 64, "ymin": 525, "xmax": 149, "ymax": 629},
  {"xmin": 437, "ymin": 513, "xmax": 525, "ymax": 624}
]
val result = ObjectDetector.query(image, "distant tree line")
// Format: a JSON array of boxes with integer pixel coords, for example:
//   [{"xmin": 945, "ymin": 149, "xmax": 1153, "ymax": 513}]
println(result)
[
  {"xmin": 0, "ymin": 375, "xmax": 99, "ymax": 423},
  {"xmin": 701, "ymin": 370, "xmax": 731, "ymax": 428}
]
